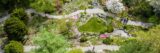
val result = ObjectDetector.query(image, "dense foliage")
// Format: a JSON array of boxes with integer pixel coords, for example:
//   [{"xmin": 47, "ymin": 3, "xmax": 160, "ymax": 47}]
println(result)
[
  {"xmin": 113, "ymin": 40, "xmax": 151, "ymax": 53},
  {"xmin": 55, "ymin": 18, "xmax": 74, "ymax": 38},
  {"xmin": 4, "ymin": 41, "xmax": 23, "ymax": 53},
  {"xmin": 11, "ymin": 8, "xmax": 29, "ymax": 25},
  {"xmin": 4, "ymin": 17, "xmax": 28, "ymax": 41},
  {"xmin": 30, "ymin": 0, "xmax": 56, "ymax": 13},
  {"xmin": 122, "ymin": 0, "xmax": 160, "ymax": 23},
  {"xmin": 133, "ymin": 25, "xmax": 160, "ymax": 53},
  {"xmin": 103, "ymin": 37, "xmax": 113, "ymax": 44},
  {"xmin": 32, "ymin": 26, "xmax": 69, "ymax": 53},
  {"xmin": 0, "ymin": 0, "xmax": 29, "ymax": 11}
]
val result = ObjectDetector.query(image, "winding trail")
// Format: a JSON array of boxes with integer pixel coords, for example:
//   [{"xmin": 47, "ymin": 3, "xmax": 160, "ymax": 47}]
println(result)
[
  {"xmin": 81, "ymin": 45, "xmax": 119, "ymax": 52},
  {"xmin": 0, "ymin": 8, "xmax": 153, "ymax": 28},
  {"xmin": 23, "ymin": 45, "xmax": 119, "ymax": 53},
  {"xmin": 25, "ymin": 8, "xmax": 153, "ymax": 28},
  {"xmin": 0, "ymin": 8, "xmax": 153, "ymax": 53}
]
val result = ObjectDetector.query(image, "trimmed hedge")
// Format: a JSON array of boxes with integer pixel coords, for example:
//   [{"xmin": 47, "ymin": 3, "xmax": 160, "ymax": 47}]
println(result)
[
  {"xmin": 4, "ymin": 17, "xmax": 28, "ymax": 41},
  {"xmin": 4, "ymin": 41, "xmax": 23, "ymax": 53}
]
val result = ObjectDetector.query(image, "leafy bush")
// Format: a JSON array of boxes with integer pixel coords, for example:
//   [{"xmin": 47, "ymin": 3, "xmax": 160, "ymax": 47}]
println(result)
[
  {"xmin": 111, "ymin": 37, "xmax": 126, "ymax": 45},
  {"xmin": 102, "ymin": 37, "xmax": 113, "ymax": 44},
  {"xmin": 123, "ymin": 25, "xmax": 144, "ymax": 32},
  {"xmin": 106, "ymin": 25, "xmax": 114, "ymax": 33},
  {"xmin": 54, "ymin": 18, "xmax": 74, "ymax": 38},
  {"xmin": 11, "ymin": 8, "xmax": 29, "ymax": 25},
  {"xmin": 148, "ymin": 15, "xmax": 160, "ymax": 24},
  {"xmin": 68, "ymin": 48, "xmax": 83, "ymax": 53},
  {"xmin": 30, "ymin": 0, "xmax": 56, "ymax": 13},
  {"xmin": 133, "ymin": 25, "xmax": 160, "ymax": 53},
  {"xmin": 32, "ymin": 27, "xmax": 69, "ymax": 53},
  {"xmin": 4, "ymin": 41, "xmax": 23, "ymax": 53},
  {"xmin": 80, "ymin": 36, "xmax": 88, "ymax": 42},
  {"xmin": 114, "ymin": 25, "xmax": 160, "ymax": 53},
  {"xmin": 4, "ymin": 17, "xmax": 28, "ymax": 41},
  {"xmin": 113, "ymin": 40, "xmax": 151, "ymax": 53}
]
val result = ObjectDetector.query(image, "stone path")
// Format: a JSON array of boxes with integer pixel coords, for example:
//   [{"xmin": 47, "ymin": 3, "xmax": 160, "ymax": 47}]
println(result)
[
  {"xmin": 111, "ymin": 29, "xmax": 131, "ymax": 38},
  {"xmin": 23, "ymin": 44, "xmax": 119, "ymax": 53},
  {"xmin": 0, "ymin": 8, "xmax": 153, "ymax": 28}
]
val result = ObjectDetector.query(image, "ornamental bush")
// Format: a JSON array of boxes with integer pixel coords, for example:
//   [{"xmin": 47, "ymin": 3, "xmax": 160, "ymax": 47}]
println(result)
[
  {"xmin": 32, "ymin": 27, "xmax": 69, "ymax": 53},
  {"xmin": 102, "ymin": 37, "xmax": 113, "ymax": 44},
  {"xmin": 11, "ymin": 8, "xmax": 29, "ymax": 25},
  {"xmin": 80, "ymin": 36, "xmax": 88, "ymax": 42},
  {"xmin": 106, "ymin": 25, "xmax": 114, "ymax": 33},
  {"xmin": 4, "ymin": 17, "xmax": 28, "ymax": 41},
  {"xmin": 4, "ymin": 41, "xmax": 23, "ymax": 53}
]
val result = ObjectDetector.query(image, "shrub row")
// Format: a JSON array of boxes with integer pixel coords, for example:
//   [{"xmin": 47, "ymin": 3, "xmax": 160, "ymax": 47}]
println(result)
[{"xmin": 4, "ymin": 8, "xmax": 28, "ymax": 53}]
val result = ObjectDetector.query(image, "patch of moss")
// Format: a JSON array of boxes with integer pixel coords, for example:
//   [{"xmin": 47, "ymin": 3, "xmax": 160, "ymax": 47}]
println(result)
[{"xmin": 78, "ymin": 17, "xmax": 108, "ymax": 33}]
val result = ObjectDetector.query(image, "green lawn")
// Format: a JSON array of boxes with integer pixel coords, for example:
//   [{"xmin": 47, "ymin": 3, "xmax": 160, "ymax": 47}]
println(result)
[{"xmin": 78, "ymin": 17, "xmax": 108, "ymax": 33}]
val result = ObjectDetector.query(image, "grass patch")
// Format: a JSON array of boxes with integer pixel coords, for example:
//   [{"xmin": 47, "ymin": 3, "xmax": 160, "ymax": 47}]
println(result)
[{"xmin": 78, "ymin": 17, "xmax": 108, "ymax": 33}]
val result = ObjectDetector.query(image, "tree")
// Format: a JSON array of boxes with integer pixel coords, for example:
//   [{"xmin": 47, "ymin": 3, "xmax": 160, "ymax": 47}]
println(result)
[
  {"xmin": 123, "ymin": 0, "xmax": 155, "ymax": 19},
  {"xmin": 106, "ymin": 0, "xmax": 125, "ymax": 14},
  {"xmin": 0, "ymin": 0, "xmax": 29, "ymax": 11},
  {"xmin": 128, "ymin": 0, "xmax": 154, "ymax": 18},
  {"xmin": 122, "ymin": 0, "xmax": 140, "ymax": 8},
  {"xmin": 4, "ymin": 17, "xmax": 28, "ymax": 41},
  {"xmin": 32, "ymin": 27, "xmax": 69, "ymax": 53}
]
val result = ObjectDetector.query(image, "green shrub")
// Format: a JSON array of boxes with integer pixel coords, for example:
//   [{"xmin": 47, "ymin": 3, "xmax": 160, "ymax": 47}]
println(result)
[
  {"xmin": 55, "ymin": 19, "xmax": 74, "ymax": 38},
  {"xmin": 102, "ymin": 37, "xmax": 113, "ymax": 44},
  {"xmin": 113, "ymin": 40, "xmax": 151, "ymax": 53},
  {"xmin": 148, "ymin": 15, "xmax": 159, "ymax": 24},
  {"xmin": 4, "ymin": 41, "xmax": 23, "ymax": 53},
  {"xmin": 4, "ymin": 17, "xmax": 28, "ymax": 41},
  {"xmin": 111, "ymin": 37, "xmax": 126, "ymax": 45},
  {"xmin": 80, "ymin": 36, "xmax": 88, "ymax": 42},
  {"xmin": 11, "ymin": 8, "xmax": 29, "ymax": 25},
  {"xmin": 30, "ymin": 0, "xmax": 56, "ymax": 13},
  {"xmin": 132, "ymin": 25, "xmax": 160, "ymax": 53},
  {"xmin": 106, "ymin": 25, "xmax": 114, "ymax": 33},
  {"xmin": 68, "ymin": 48, "xmax": 83, "ymax": 53},
  {"xmin": 32, "ymin": 27, "xmax": 69, "ymax": 53}
]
